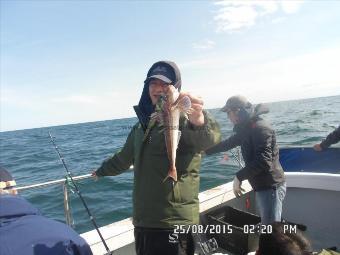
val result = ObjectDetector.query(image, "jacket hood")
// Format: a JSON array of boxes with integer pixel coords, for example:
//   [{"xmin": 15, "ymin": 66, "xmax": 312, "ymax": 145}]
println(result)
[
  {"xmin": 240, "ymin": 103, "xmax": 269, "ymax": 121},
  {"xmin": 233, "ymin": 103, "xmax": 270, "ymax": 133},
  {"xmin": 253, "ymin": 103, "xmax": 269, "ymax": 117},
  {"xmin": 134, "ymin": 61, "xmax": 182, "ymax": 130}
]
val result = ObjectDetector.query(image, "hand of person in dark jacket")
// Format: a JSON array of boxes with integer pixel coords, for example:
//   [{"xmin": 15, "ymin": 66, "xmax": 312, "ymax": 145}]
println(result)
[
  {"xmin": 314, "ymin": 126, "xmax": 340, "ymax": 151},
  {"xmin": 233, "ymin": 176, "xmax": 244, "ymax": 197},
  {"xmin": 313, "ymin": 144, "xmax": 322, "ymax": 151}
]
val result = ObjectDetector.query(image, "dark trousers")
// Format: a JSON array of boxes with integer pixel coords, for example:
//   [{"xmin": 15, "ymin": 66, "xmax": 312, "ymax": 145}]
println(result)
[{"xmin": 134, "ymin": 227, "xmax": 195, "ymax": 255}]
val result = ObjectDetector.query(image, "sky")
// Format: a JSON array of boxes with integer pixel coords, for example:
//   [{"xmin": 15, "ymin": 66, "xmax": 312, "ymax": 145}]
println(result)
[{"xmin": 1, "ymin": 0, "xmax": 340, "ymax": 132}]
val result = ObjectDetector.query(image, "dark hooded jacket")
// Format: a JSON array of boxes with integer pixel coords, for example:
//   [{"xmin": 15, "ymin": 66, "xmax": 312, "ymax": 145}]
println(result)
[
  {"xmin": 96, "ymin": 61, "xmax": 221, "ymax": 228},
  {"xmin": 0, "ymin": 195, "xmax": 93, "ymax": 255},
  {"xmin": 320, "ymin": 125, "xmax": 340, "ymax": 149},
  {"xmin": 205, "ymin": 104, "xmax": 285, "ymax": 191}
]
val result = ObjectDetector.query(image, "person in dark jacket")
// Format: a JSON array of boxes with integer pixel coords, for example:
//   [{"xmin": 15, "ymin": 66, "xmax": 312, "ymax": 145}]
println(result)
[
  {"xmin": 314, "ymin": 126, "xmax": 340, "ymax": 151},
  {"xmin": 0, "ymin": 166, "xmax": 93, "ymax": 255},
  {"xmin": 205, "ymin": 95, "xmax": 286, "ymax": 224},
  {"xmin": 91, "ymin": 61, "xmax": 221, "ymax": 255}
]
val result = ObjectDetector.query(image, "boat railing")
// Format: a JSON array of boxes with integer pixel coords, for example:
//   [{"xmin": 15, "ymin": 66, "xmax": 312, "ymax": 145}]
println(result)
[{"xmin": 15, "ymin": 174, "xmax": 92, "ymax": 227}]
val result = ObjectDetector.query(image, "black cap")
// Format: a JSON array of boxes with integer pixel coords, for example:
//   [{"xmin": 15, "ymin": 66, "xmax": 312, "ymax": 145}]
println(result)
[
  {"xmin": 147, "ymin": 63, "xmax": 176, "ymax": 84},
  {"xmin": 0, "ymin": 166, "xmax": 16, "ymax": 189},
  {"xmin": 221, "ymin": 95, "xmax": 251, "ymax": 112}
]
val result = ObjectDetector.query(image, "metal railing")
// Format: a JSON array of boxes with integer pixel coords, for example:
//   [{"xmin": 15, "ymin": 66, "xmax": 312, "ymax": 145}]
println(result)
[
  {"xmin": 16, "ymin": 174, "xmax": 92, "ymax": 191},
  {"xmin": 15, "ymin": 174, "xmax": 93, "ymax": 227}
]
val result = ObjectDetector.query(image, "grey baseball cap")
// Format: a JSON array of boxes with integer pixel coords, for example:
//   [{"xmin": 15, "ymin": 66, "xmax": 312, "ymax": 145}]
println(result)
[{"xmin": 221, "ymin": 95, "xmax": 251, "ymax": 112}]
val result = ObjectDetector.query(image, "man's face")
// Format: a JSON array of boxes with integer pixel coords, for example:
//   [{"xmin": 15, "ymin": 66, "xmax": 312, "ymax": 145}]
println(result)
[
  {"xmin": 227, "ymin": 109, "xmax": 240, "ymax": 125},
  {"xmin": 149, "ymin": 79, "xmax": 169, "ymax": 105}
]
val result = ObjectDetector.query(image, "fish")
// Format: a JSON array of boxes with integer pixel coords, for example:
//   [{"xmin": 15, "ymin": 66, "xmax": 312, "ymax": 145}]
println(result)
[{"xmin": 150, "ymin": 85, "xmax": 192, "ymax": 182}]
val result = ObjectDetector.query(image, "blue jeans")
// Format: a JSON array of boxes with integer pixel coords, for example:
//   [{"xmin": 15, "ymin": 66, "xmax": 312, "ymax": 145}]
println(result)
[{"xmin": 255, "ymin": 183, "xmax": 286, "ymax": 224}]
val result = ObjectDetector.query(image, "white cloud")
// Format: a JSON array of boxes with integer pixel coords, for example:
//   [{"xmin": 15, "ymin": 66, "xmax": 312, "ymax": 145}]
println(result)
[
  {"xmin": 214, "ymin": 0, "xmax": 304, "ymax": 32},
  {"xmin": 214, "ymin": 4, "xmax": 258, "ymax": 31},
  {"xmin": 192, "ymin": 39, "xmax": 216, "ymax": 50}
]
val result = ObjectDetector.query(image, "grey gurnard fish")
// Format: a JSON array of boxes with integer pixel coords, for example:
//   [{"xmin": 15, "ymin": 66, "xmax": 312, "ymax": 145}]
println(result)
[{"xmin": 148, "ymin": 85, "xmax": 192, "ymax": 182}]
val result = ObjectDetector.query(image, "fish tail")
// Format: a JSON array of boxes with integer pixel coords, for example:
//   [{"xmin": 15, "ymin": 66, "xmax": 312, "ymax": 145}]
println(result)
[{"xmin": 163, "ymin": 166, "xmax": 177, "ymax": 182}]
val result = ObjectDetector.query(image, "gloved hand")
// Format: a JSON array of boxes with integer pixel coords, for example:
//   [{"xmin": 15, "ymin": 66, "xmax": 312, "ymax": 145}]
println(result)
[{"xmin": 233, "ymin": 176, "xmax": 245, "ymax": 197}]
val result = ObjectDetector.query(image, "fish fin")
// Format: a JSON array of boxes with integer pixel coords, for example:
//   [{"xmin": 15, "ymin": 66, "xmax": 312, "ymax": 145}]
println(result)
[
  {"xmin": 150, "ymin": 112, "xmax": 157, "ymax": 120},
  {"xmin": 174, "ymin": 96, "xmax": 191, "ymax": 113},
  {"xmin": 150, "ymin": 112, "xmax": 161, "ymax": 122},
  {"xmin": 143, "ymin": 112, "xmax": 160, "ymax": 141},
  {"xmin": 143, "ymin": 122, "xmax": 153, "ymax": 141},
  {"xmin": 163, "ymin": 166, "xmax": 177, "ymax": 182},
  {"xmin": 151, "ymin": 112, "xmax": 165, "ymax": 128}
]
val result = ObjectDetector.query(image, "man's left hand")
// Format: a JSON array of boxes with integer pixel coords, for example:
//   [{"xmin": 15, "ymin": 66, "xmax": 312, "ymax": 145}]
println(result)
[{"xmin": 180, "ymin": 92, "xmax": 204, "ymax": 126}]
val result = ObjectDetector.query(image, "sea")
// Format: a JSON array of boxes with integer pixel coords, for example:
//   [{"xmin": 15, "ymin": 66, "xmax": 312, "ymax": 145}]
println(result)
[{"xmin": 0, "ymin": 95, "xmax": 339, "ymax": 234}]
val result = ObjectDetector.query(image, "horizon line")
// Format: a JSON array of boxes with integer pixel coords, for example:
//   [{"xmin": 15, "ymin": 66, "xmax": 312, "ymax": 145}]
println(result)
[{"xmin": 1, "ymin": 94, "xmax": 339, "ymax": 133}]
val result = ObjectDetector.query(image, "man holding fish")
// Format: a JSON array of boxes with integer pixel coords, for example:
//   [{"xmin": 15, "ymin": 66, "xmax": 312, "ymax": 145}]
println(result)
[{"xmin": 92, "ymin": 61, "xmax": 221, "ymax": 255}]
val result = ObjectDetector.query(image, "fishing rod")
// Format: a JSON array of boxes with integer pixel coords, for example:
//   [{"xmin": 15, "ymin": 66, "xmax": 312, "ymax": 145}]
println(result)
[{"xmin": 48, "ymin": 132, "xmax": 113, "ymax": 255}]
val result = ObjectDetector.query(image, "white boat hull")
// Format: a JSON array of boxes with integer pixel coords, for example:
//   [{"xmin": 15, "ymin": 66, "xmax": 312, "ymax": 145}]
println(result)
[{"xmin": 81, "ymin": 172, "xmax": 340, "ymax": 254}]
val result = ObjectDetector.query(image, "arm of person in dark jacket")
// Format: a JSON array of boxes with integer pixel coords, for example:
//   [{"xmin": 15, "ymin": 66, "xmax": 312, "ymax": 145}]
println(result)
[
  {"xmin": 95, "ymin": 127, "xmax": 135, "ymax": 177},
  {"xmin": 320, "ymin": 126, "xmax": 340, "ymax": 149},
  {"xmin": 181, "ymin": 110, "xmax": 222, "ymax": 152},
  {"xmin": 236, "ymin": 126, "xmax": 273, "ymax": 181},
  {"xmin": 205, "ymin": 133, "xmax": 241, "ymax": 155}
]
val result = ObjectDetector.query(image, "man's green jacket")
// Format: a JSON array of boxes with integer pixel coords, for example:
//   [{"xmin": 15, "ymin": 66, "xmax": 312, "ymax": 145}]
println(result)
[{"xmin": 96, "ymin": 111, "xmax": 221, "ymax": 228}]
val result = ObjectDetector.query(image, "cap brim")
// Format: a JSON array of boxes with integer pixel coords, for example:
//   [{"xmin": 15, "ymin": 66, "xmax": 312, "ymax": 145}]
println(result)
[
  {"xmin": 220, "ymin": 105, "xmax": 229, "ymax": 112},
  {"xmin": 148, "ymin": 75, "xmax": 172, "ymax": 84}
]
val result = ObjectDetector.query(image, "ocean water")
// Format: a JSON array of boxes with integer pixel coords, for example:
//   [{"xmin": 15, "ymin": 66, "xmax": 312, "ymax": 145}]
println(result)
[{"xmin": 0, "ymin": 95, "xmax": 339, "ymax": 234}]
